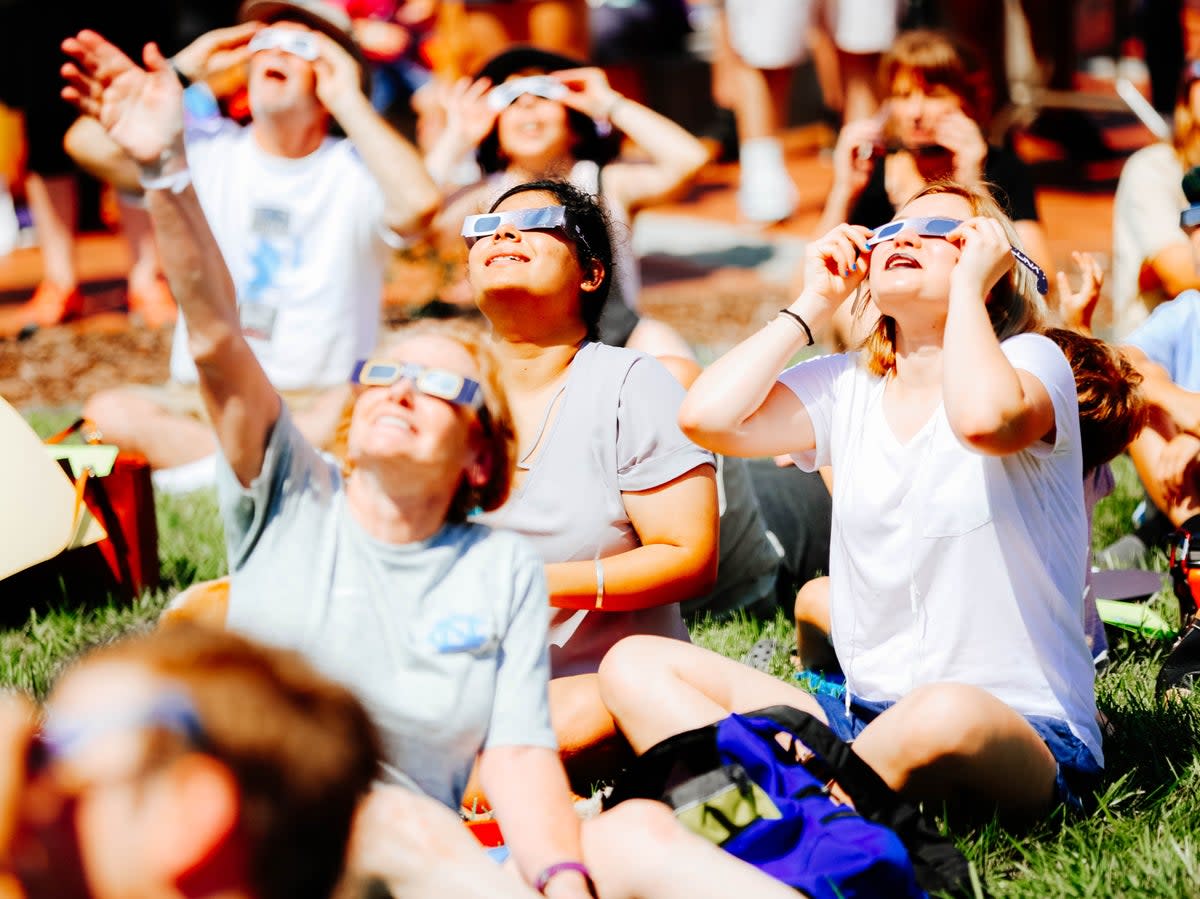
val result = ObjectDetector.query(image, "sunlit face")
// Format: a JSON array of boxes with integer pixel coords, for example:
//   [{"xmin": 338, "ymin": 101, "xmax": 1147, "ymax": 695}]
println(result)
[
  {"xmin": 889, "ymin": 69, "xmax": 966, "ymax": 148},
  {"xmin": 495, "ymin": 75, "xmax": 574, "ymax": 164},
  {"xmin": 467, "ymin": 190, "xmax": 593, "ymax": 333},
  {"xmin": 247, "ymin": 21, "xmax": 322, "ymax": 118},
  {"xmin": 12, "ymin": 663, "xmax": 184, "ymax": 899},
  {"xmin": 868, "ymin": 192, "xmax": 974, "ymax": 311},
  {"xmin": 347, "ymin": 335, "xmax": 484, "ymax": 484}
]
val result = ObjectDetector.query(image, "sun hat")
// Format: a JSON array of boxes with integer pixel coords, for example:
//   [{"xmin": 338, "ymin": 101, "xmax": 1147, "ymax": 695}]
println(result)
[{"xmin": 237, "ymin": 0, "xmax": 371, "ymax": 93}]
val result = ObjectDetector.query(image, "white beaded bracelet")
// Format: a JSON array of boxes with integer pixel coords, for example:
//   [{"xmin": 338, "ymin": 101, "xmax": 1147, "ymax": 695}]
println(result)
[
  {"xmin": 594, "ymin": 557, "xmax": 605, "ymax": 610},
  {"xmin": 138, "ymin": 167, "xmax": 192, "ymax": 194}
]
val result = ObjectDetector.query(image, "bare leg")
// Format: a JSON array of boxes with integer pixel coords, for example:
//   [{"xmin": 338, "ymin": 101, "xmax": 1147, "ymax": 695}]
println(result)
[
  {"xmin": 83, "ymin": 388, "xmax": 217, "ymax": 469},
  {"xmin": 624, "ymin": 318, "xmax": 696, "ymax": 362},
  {"xmin": 793, "ymin": 575, "xmax": 837, "ymax": 671},
  {"xmin": 851, "ymin": 682, "xmax": 1059, "ymax": 823},
  {"xmin": 549, "ymin": 673, "xmax": 632, "ymax": 794},
  {"xmin": 584, "ymin": 800, "xmax": 798, "ymax": 899},
  {"xmin": 119, "ymin": 195, "xmax": 176, "ymax": 328},
  {"xmin": 598, "ymin": 635, "xmax": 825, "ymax": 753},
  {"xmin": 837, "ymin": 50, "xmax": 883, "ymax": 124},
  {"xmin": 26, "ymin": 172, "xmax": 77, "ymax": 290}
]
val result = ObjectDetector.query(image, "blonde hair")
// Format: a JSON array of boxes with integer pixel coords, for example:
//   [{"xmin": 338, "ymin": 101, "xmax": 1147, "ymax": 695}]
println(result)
[
  {"xmin": 1174, "ymin": 66, "xmax": 1200, "ymax": 168},
  {"xmin": 855, "ymin": 180, "xmax": 1046, "ymax": 377},
  {"xmin": 332, "ymin": 317, "xmax": 517, "ymax": 522}
]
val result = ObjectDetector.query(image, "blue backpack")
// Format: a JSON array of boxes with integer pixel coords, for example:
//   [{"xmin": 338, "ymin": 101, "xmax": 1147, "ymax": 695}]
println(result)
[{"xmin": 606, "ymin": 705, "xmax": 977, "ymax": 899}]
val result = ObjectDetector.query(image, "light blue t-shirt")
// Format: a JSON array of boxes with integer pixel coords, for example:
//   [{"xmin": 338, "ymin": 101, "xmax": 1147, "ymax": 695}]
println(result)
[
  {"xmin": 218, "ymin": 408, "xmax": 556, "ymax": 809},
  {"xmin": 1124, "ymin": 289, "xmax": 1200, "ymax": 391}
]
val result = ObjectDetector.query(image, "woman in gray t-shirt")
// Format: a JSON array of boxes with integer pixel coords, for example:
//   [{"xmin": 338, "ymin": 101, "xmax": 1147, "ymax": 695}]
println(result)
[{"xmin": 466, "ymin": 178, "xmax": 718, "ymax": 784}]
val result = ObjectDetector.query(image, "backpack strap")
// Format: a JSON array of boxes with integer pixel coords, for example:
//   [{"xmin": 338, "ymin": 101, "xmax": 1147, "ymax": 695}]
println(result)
[{"xmin": 742, "ymin": 705, "xmax": 979, "ymax": 897}]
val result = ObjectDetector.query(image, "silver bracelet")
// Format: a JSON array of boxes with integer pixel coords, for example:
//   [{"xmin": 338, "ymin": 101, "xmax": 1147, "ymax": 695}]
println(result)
[{"xmin": 594, "ymin": 557, "xmax": 605, "ymax": 610}]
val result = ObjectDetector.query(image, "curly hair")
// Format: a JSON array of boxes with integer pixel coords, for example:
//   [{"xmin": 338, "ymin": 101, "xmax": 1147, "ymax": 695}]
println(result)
[
  {"xmin": 488, "ymin": 178, "xmax": 615, "ymax": 341},
  {"xmin": 1043, "ymin": 327, "xmax": 1147, "ymax": 472}
]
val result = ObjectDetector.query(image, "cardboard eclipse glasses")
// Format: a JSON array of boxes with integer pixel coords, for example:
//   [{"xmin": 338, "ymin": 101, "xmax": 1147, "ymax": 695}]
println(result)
[
  {"xmin": 487, "ymin": 75, "xmax": 569, "ymax": 111},
  {"xmin": 248, "ymin": 27, "xmax": 321, "ymax": 61},
  {"xmin": 865, "ymin": 216, "xmax": 1049, "ymax": 295},
  {"xmin": 461, "ymin": 205, "xmax": 590, "ymax": 253},
  {"xmin": 350, "ymin": 360, "xmax": 485, "ymax": 411}
]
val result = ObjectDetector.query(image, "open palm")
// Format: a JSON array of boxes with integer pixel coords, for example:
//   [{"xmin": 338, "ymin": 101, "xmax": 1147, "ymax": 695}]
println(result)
[{"xmin": 61, "ymin": 30, "xmax": 183, "ymax": 167}]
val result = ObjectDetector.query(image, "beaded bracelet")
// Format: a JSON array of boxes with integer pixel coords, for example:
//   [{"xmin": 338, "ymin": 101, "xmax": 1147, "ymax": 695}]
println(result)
[
  {"xmin": 534, "ymin": 861, "xmax": 597, "ymax": 897},
  {"xmin": 594, "ymin": 558, "xmax": 605, "ymax": 610}
]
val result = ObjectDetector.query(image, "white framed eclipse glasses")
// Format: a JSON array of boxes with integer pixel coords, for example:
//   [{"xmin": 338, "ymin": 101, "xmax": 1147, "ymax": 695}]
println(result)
[
  {"xmin": 350, "ymin": 359, "xmax": 485, "ymax": 411},
  {"xmin": 461, "ymin": 204, "xmax": 589, "ymax": 252},
  {"xmin": 487, "ymin": 75, "xmax": 568, "ymax": 111},
  {"xmin": 865, "ymin": 216, "xmax": 1049, "ymax": 295},
  {"xmin": 249, "ymin": 27, "xmax": 321, "ymax": 61}
]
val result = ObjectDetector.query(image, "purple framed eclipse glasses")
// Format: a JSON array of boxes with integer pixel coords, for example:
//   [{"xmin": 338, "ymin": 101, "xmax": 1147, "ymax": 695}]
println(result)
[{"xmin": 865, "ymin": 216, "xmax": 1048, "ymax": 295}]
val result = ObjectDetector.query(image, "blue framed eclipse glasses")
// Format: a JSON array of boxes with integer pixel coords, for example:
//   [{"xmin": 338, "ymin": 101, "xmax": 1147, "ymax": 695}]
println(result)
[
  {"xmin": 487, "ymin": 75, "xmax": 568, "ymax": 111},
  {"xmin": 865, "ymin": 216, "xmax": 1049, "ymax": 295},
  {"xmin": 351, "ymin": 359, "xmax": 485, "ymax": 411},
  {"xmin": 461, "ymin": 205, "xmax": 589, "ymax": 253}
]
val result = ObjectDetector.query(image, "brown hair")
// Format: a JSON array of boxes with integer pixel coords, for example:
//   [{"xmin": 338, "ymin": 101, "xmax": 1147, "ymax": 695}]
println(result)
[
  {"xmin": 1043, "ymin": 328, "xmax": 1147, "ymax": 472},
  {"xmin": 1173, "ymin": 62, "xmax": 1200, "ymax": 168},
  {"xmin": 80, "ymin": 624, "xmax": 381, "ymax": 899},
  {"xmin": 880, "ymin": 29, "xmax": 993, "ymax": 130},
  {"xmin": 332, "ymin": 316, "xmax": 517, "ymax": 521},
  {"xmin": 856, "ymin": 180, "xmax": 1046, "ymax": 376}
]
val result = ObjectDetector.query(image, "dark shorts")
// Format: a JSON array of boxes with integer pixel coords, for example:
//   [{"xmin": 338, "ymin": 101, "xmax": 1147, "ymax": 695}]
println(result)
[{"xmin": 812, "ymin": 691, "xmax": 1103, "ymax": 813}]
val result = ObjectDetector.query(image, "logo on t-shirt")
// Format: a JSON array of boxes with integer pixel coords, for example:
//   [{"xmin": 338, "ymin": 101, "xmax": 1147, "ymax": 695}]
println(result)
[{"xmin": 426, "ymin": 614, "xmax": 497, "ymax": 656}]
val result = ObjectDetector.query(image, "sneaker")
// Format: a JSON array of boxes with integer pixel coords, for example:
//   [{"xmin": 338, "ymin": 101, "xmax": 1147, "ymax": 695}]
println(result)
[
  {"xmin": 737, "ymin": 138, "xmax": 799, "ymax": 224},
  {"xmin": 151, "ymin": 453, "xmax": 217, "ymax": 495},
  {"xmin": 741, "ymin": 636, "xmax": 777, "ymax": 672}
]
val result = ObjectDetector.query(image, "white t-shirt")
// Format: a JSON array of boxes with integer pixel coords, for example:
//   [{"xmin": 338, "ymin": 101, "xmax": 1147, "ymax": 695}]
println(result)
[
  {"xmin": 170, "ymin": 118, "xmax": 392, "ymax": 390},
  {"xmin": 1111, "ymin": 142, "xmax": 1187, "ymax": 337},
  {"xmin": 779, "ymin": 333, "xmax": 1101, "ymax": 764}
]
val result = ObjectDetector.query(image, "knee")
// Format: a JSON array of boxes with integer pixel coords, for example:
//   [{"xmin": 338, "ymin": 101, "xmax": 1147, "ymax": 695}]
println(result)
[
  {"xmin": 82, "ymin": 388, "xmax": 146, "ymax": 446},
  {"xmin": 793, "ymin": 576, "xmax": 829, "ymax": 626},
  {"xmin": 584, "ymin": 800, "xmax": 682, "ymax": 887},
  {"xmin": 891, "ymin": 684, "xmax": 994, "ymax": 767},
  {"xmin": 597, "ymin": 635, "xmax": 672, "ymax": 715}
]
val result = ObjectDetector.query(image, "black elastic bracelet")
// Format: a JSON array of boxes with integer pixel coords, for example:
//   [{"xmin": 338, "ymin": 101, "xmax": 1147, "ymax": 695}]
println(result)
[
  {"xmin": 168, "ymin": 58, "xmax": 192, "ymax": 89},
  {"xmin": 777, "ymin": 308, "xmax": 815, "ymax": 347}
]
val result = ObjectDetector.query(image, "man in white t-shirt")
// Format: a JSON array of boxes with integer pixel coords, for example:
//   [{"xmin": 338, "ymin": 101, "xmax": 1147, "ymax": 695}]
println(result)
[{"xmin": 66, "ymin": 0, "xmax": 440, "ymax": 481}]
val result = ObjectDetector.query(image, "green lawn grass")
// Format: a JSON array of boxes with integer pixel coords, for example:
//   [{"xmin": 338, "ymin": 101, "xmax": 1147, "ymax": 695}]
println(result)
[{"xmin": 4, "ymin": 448, "xmax": 1199, "ymax": 897}]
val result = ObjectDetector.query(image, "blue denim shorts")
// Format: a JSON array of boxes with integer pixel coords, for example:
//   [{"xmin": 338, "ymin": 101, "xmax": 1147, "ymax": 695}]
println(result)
[{"xmin": 812, "ymin": 691, "xmax": 1103, "ymax": 813}]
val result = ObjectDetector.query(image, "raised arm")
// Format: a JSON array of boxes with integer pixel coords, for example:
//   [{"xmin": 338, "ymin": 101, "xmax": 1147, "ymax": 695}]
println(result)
[
  {"xmin": 310, "ymin": 31, "xmax": 440, "ymax": 238},
  {"xmin": 61, "ymin": 31, "xmax": 279, "ymax": 485},
  {"xmin": 1121, "ymin": 345, "xmax": 1200, "ymax": 437},
  {"xmin": 942, "ymin": 217, "xmax": 1055, "ymax": 455},
  {"xmin": 554, "ymin": 68, "xmax": 709, "ymax": 212},
  {"xmin": 679, "ymin": 223, "xmax": 871, "ymax": 457}
]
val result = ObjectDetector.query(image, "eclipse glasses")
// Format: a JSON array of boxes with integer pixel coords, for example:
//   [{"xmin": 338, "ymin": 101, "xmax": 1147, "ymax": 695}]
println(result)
[
  {"xmin": 865, "ymin": 216, "xmax": 1049, "ymax": 295},
  {"xmin": 487, "ymin": 75, "xmax": 569, "ymax": 111},
  {"xmin": 248, "ymin": 27, "xmax": 321, "ymax": 61},
  {"xmin": 350, "ymin": 360, "xmax": 485, "ymax": 411},
  {"xmin": 461, "ymin": 205, "xmax": 590, "ymax": 254}
]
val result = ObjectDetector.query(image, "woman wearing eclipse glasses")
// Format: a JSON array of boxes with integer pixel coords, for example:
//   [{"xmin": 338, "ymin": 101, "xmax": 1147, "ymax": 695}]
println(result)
[
  {"xmin": 424, "ymin": 45, "xmax": 707, "ymax": 362},
  {"xmin": 463, "ymin": 178, "xmax": 719, "ymax": 789},
  {"xmin": 597, "ymin": 181, "xmax": 1103, "ymax": 825},
  {"xmin": 62, "ymin": 34, "xmax": 601, "ymax": 899}
]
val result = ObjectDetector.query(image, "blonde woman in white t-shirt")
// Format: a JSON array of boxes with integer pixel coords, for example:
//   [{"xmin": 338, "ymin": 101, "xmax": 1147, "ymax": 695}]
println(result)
[{"xmin": 598, "ymin": 181, "xmax": 1104, "ymax": 825}]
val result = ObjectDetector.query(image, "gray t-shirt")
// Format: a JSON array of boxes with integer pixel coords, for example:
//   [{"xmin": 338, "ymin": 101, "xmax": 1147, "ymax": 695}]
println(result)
[
  {"xmin": 219, "ymin": 408, "xmax": 556, "ymax": 809},
  {"xmin": 475, "ymin": 342, "xmax": 715, "ymax": 676}
]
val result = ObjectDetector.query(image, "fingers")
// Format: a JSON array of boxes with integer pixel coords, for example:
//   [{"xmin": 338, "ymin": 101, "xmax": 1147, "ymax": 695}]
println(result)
[
  {"xmin": 813, "ymin": 224, "xmax": 871, "ymax": 277},
  {"xmin": 0, "ymin": 693, "xmax": 35, "ymax": 857},
  {"xmin": 1056, "ymin": 269, "xmax": 1072, "ymax": 302},
  {"xmin": 206, "ymin": 21, "xmax": 264, "ymax": 49},
  {"xmin": 142, "ymin": 42, "xmax": 169, "ymax": 72}
]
